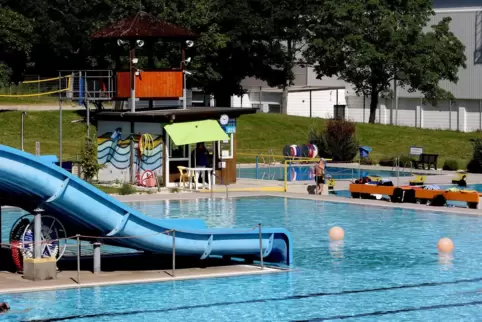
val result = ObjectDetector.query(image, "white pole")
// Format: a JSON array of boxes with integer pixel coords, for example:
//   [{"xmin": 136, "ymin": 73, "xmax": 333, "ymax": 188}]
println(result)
[
  {"xmin": 212, "ymin": 141, "xmax": 216, "ymax": 190},
  {"xmin": 183, "ymin": 71, "xmax": 187, "ymax": 110},
  {"xmin": 394, "ymin": 79, "xmax": 398, "ymax": 125}
]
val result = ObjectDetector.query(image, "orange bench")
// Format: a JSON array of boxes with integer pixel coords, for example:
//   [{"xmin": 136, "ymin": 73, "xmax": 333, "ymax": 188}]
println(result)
[
  {"xmin": 349, "ymin": 184, "xmax": 480, "ymax": 209},
  {"xmin": 349, "ymin": 184, "xmax": 396, "ymax": 196}
]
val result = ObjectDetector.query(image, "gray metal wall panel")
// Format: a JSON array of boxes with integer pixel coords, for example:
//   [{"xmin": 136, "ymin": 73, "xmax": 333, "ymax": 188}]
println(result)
[
  {"xmin": 396, "ymin": 10, "xmax": 482, "ymax": 99},
  {"xmin": 434, "ymin": 0, "xmax": 481, "ymax": 9}
]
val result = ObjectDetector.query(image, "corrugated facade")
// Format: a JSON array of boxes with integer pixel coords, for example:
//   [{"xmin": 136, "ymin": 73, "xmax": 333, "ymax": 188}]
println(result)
[{"xmin": 397, "ymin": 7, "xmax": 482, "ymax": 99}]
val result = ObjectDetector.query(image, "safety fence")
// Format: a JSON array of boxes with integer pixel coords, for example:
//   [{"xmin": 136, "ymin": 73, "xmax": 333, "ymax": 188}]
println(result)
[
  {"xmin": 0, "ymin": 75, "xmax": 72, "ymax": 99},
  {"xmin": 0, "ymin": 224, "xmax": 266, "ymax": 284},
  {"xmin": 236, "ymin": 151, "xmax": 415, "ymax": 188}
]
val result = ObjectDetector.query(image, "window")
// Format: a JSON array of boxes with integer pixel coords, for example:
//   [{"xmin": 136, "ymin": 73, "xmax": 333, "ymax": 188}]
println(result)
[
  {"xmin": 217, "ymin": 133, "xmax": 234, "ymax": 159},
  {"xmin": 334, "ymin": 105, "xmax": 346, "ymax": 120},
  {"xmin": 268, "ymin": 104, "xmax": 281, "ymax": 114},
  {"xmin": 168, "ymin": 137, "xmax": 189, "ymax": 160}
]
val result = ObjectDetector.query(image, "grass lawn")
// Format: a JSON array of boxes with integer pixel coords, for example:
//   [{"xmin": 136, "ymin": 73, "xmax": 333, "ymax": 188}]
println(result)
[
  {"xmin": 0, "ymin": 110, "xmax": 87, "ymax": 160},
  {"xmin": 0, "ymin": 110, "xmax": 478, "ymax": 168},
  {"xmin": 0, "ymin": 96, "xmax": 59, "ymax": 105},
  {"xmin": 236, "ymin": 113, "xmax": 478, "ymax": 167}
]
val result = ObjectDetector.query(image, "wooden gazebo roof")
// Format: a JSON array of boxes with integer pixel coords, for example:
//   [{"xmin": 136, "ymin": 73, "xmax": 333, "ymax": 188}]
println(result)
[{"xmin": 91, "ymin": 11, "xmax": 197, "ymax": 40}]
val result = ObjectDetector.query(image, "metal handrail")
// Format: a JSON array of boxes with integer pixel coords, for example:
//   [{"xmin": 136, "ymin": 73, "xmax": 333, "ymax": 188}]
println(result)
[{"xmin": 212, "ymin": 173, "xmax": 229, "ymax": 199}]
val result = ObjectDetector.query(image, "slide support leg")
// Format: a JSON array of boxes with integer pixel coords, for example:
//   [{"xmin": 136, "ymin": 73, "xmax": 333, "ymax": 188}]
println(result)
[
  {"xmin": 93, "ymin": 241, "xmax": 101, "ymax": 274},
  {"xmin": 34, "ymin": 208, "xmax": 44, "ymax": 259}
]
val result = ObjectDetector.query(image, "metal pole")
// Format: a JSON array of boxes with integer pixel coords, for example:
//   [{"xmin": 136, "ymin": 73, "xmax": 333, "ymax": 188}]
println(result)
[
  {"xmin": 34, "ymin": 208, "xmax": 43, "ymax": 259},
  {"xmin": 258, "ymin": 224, "xmax": 264, "ymax": 269},
  {"xmin": 394, "ymin": 79, "xmax": 398, "ymax": 126},
  {"xmin": 358, "ymin": 159, "xmax": 361, "ymax": 178},
  {"xmin": 396, "ymin": 157, "xmax": 400, "ymax": 186},
  {"xmin": 363, "ymin": 96, "xmax": 366, "ymax": 122},
  {"xmin": 21, "ymin": 112, "xmax": 26, "ymax": 151},
  {"xmin": 479, "ymin": 100, "xmax": 482, "ymax": 131},
  {"xmin": 84, "ymin": 76, "xmax": 90, "ymax": 142},
  {"xmin": 93, "ymin": 241, "xmax": 101, "ymax": 274},
  {"xmin": 256, "ymin": 156, "xmax": 259, "ymax": 179},
  {"xmin": 183, "ymin": 71, "xmax": 187, "ymax": 109},
  {"xmin": 129, "ymin": 122, "xmax": 135, "ymax": 184},
  {"xmin": 76, "ymin": 234, "xmax": 81, "ymax": 284},
  {"xmin": 172, "ymin": 230, "xmax": 176, "ymax": 277},
  {"xmin": 309, "ymin": 90, "xmax": 312, "ymax": 118},
  {"xmin": 449, "ymin": 100, "xmax": 452, "ymax": 130},
  {"xmin": 59, "ymin": 99, "xmax": 63, "ymax": 167},
  {"xmin": 129, "ymin": 45, "xmax": 136, "ymax": 112}
]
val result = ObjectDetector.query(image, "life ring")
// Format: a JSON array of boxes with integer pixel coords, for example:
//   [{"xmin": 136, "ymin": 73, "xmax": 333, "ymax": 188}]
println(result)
[
  {"xmin": 290, "ymin": 145, "xmax": 297, "ymax": 157},
  {"xmin": 141, "ymin": 170, "xmax": 157, "ymax": 187},
  {"xmin": 9, "ymin": 218, "xmax": 31, "ymax": 272},
  {"xmin": 307, "ymin": 144, "xmax": 314, "ymax": 158},
  {"xmin": 312, "ymin": 144, "xmax": 319, "ymax": 158},
  {"xmin": 138, "ymin": 134, "xmax": 155, "ymax": 157},
  {"xmin": 290, "ymin": 167, "xmax": 297, "ymax": 181},
  {"xmin": 282, "ymin": 145, "xmax": 291, "ymax": 157}
]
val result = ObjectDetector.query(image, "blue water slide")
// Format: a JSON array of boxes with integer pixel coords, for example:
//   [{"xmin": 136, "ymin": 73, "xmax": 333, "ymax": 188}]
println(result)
[{"xmin": 0, "ymin": 145, "xmax": 292, "ymax": 266}]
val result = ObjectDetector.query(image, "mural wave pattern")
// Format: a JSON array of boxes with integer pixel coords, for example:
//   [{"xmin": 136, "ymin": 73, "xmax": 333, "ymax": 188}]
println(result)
[{"xmin": 97, "ymin": 134, "xmax": 163, "ymax": 172}]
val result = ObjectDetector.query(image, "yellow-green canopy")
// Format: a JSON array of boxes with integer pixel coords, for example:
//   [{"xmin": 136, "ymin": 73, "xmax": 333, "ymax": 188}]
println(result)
[{"xmin": 164, "ymin": 120, "xmax": 229, "ymax": 146}]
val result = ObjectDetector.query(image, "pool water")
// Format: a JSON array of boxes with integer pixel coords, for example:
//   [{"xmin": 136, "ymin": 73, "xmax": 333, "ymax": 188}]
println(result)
[
  {"xmin": 238, "ymin": 165, "xmax": 411, "ymax": 181},
  {"xmin": 3, "ymin": 197, "xmax": 482, "ymax": 321}
]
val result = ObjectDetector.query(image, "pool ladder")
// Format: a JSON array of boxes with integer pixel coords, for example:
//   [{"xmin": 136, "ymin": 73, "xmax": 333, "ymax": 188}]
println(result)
[
  {"xmin": 261, "ymin": 172, "xmax": 276, "ymax": 180},
  {"xmin": 391, "ymin": 157, "xmax": 413, "ymax": 176}
]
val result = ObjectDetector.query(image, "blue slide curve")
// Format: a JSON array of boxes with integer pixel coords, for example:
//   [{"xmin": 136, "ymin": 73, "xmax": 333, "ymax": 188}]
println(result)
[{"xmin": 0, "ymin": 145, "xmax": 292, "ymax": 266}]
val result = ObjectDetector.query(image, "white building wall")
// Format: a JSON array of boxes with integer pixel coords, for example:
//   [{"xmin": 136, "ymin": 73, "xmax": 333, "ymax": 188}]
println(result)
[
  {"xmin": 287, "ymin": 91, "xmax": 311, "ymax": 117},
  {"xmin": 465, "ymin": 100, "xmax": 482, "ymax": 132},
  {"xmin": 345, "ymin": 94, "xmax": 482, "ymax": 132},
  {"xmin": 287, "ymin": 89, "xmax": 346, "ymax": 118}
]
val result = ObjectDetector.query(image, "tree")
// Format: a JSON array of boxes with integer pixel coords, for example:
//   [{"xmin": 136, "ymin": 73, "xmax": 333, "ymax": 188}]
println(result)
[
  {"xmin": 1, "ymin": 0, "xmax": 305, "ymax": 105},
  {"xmin": 160, "ymin": 0, "xmax": 291, "ymax": 106},
  {"xmin": 304, "ymin": 0, "xmax": 467, "ymax": 123},
  {"xmin": 0, "ymin": 7, "xmax": 33, "ymax": 84},
  {"xmin": 260, "ymin": 0, "xmax": 311, "ymax": 114}
]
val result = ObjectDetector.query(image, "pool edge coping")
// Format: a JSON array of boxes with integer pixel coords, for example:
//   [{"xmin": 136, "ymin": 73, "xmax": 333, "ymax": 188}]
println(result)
[{"xmin": 0, "ymin": 265, "xmax": 287, "ymax": 295}]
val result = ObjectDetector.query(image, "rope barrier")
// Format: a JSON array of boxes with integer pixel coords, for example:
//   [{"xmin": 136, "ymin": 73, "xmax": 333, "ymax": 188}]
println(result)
[{"xmin": 1, "ymin": 224, "xmax": 263, "ymax": 250}]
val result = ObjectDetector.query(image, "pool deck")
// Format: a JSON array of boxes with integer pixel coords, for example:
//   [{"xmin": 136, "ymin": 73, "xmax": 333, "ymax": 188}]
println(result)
[{"xmin": 0, "ymin": 264, "xmax": 284, "ymax": 294}]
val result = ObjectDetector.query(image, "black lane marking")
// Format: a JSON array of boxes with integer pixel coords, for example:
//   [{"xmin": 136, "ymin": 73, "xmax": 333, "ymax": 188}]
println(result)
[
  {"xmin": 24, "ymin": 277, "xmax": 482, "ymax": 322},
  {"xmin": 293, "ymin": 300, "xmax": 482, "ymax": 321}
]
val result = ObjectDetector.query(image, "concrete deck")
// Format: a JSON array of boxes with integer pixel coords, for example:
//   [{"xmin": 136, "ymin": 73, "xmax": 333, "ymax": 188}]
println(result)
[{"xmin": 0, "ymin": 264, "xmax": 283, "ymax": 294}]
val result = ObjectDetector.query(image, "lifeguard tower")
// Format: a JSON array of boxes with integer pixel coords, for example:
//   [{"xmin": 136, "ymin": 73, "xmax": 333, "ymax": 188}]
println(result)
[{"xmin": 58, "ymin": 12, "xmax": 256, "ymax": 187}]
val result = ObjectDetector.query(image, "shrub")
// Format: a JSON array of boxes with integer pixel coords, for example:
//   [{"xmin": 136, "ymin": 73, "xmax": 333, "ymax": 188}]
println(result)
[
  {"xmin": 360, "ymin": 157, "xmax": 375, "ymax": 165},
  {"xmin": 378, "ymin": 155, "xmax": 412, "ymax": 167},
  {"xmin": 80, "ymin": 136, "xmax": 104, "ymax": 183},
  {"xmin": 308, "ymin": 119, "xmax": 358, "ymax": 162},
  {"xmin": 119, "ymin": 183, "xmax": 137, "ymax": 195},
  {"xmin": 442, "ymin": 159, "xmax": 459, "ymax": 171},
  {"xmin": 378, "ymin": 157, "xmax": 394, "ymax": 167},
  {"xmin": 398, "ymin": 155, "xmax": 413, "ymax": 167},
  {"xmin": 467, "ymin": 138, "xmax": 482, "ymax": 173},
  {"xmin": 308, "ymin": 128, "xmax": 330, "ymax": 158}
]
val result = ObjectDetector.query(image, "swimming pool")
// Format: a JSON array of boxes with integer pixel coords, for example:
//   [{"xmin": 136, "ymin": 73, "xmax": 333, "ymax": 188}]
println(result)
[
  {"xmin": 237, "ymin": 165, "xmax": 411, "ymax": 181},
  {"xmin": 3, "ymin": 196, "xmax": 482, "ymax": 321}
]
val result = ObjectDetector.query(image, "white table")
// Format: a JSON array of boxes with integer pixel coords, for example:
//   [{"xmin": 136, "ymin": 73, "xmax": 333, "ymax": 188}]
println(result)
[{"xmin": 187, "ymin": 167, "xmax": 213, "ymax": 190}]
